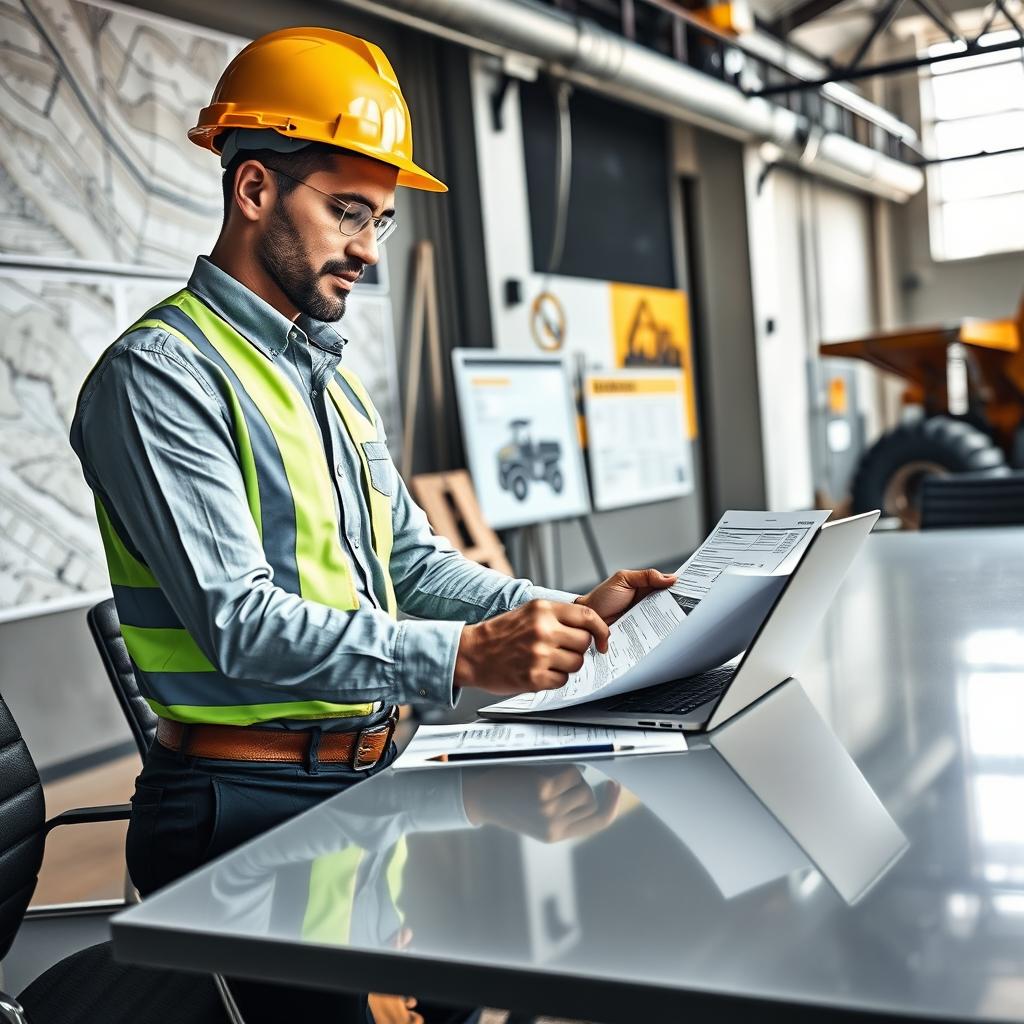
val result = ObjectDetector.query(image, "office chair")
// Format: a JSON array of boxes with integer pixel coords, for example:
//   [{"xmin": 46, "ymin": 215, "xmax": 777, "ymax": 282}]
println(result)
[
  {"xmin": 81, "ymin": 603, "xmax": 251, "ymax": 1020},
  {"xmin": 0, "ymin": 691, "xmax": 233, "ymax": 1024},
  {"xmin": 920, "ymin": 471, "xmax": 1024, "ymax": 530},
  {"xmin": 87, "ymin": 599, "xmax": 157, "ymax": 758}
]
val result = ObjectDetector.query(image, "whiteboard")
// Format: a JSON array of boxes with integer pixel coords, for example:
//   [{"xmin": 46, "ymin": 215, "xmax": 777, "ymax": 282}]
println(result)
[
  {"xmin": 452, "ymin": 350, "xmax": 590, "ymax": 530},
  {"xmin": 583, "ymin": 368, "xmax": 694, "ymax": 511}
]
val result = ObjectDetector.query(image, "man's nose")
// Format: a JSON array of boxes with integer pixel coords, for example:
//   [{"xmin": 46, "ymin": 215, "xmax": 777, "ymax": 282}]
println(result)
[{"xmin": 346, "ymin": 224, "xmax": 379, "ymax": 266}]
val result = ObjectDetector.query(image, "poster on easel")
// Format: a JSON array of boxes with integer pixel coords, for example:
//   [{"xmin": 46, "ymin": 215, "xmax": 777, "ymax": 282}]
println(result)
[
  {"xmin": 584, "ymin": 369, "xmax": 694, "ymax": 511},
  {"xmin": 452, "ymin": 350, "xmax": 590, "ymax": 530}
]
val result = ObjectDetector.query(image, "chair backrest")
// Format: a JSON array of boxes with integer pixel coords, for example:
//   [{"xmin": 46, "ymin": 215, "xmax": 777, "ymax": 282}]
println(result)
[
  {"xmin": 87, "ymin": 600, "xmax": 157, "ymax": 758},
  {"xmin": 920, "ymin": 471, "xmax": 1024, "ymax": 530},
  {"xmin": 0, "ymin": 693, "xmax": 46, "ymax": 962}
]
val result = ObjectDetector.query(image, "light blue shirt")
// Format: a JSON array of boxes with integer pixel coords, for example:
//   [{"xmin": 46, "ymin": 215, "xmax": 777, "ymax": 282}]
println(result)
[{"xmin": 70, "ymin": 257, "xmax": 575, "ymax": 725}]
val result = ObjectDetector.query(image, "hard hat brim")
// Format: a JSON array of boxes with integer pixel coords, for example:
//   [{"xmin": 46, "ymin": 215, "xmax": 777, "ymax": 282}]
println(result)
[{"xmin": 190, "ymin": 123, "xmax": 448, "ymax": 193}]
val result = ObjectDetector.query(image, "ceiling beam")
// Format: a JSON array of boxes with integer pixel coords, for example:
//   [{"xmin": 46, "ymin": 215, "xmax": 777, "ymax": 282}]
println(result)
[{"xmin": 772, "ymin": 0, "xmax": 854, "ymax": 35}]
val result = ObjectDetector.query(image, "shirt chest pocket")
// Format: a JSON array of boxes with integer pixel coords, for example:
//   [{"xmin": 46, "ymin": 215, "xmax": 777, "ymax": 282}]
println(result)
[{"xmin": 361, "ymin": 441, "xmax": 393, "ymax": 497}]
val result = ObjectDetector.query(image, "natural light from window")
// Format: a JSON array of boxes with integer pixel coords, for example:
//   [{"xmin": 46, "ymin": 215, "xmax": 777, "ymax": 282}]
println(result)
[{"xmin": 922, "ymin": 29, "xmax": 1024, "ymax": 261}]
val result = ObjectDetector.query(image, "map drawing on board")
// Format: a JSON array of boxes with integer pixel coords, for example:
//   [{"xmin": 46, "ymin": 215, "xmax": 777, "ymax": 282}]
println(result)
[
  {"xmin": 0, "ymin": 0, "xmax": 245, "ymax": 269},
  {"xmin": 0, "ymin": 1, "xmax": 407, "ymax": 620},
  {"xmin": 0, "ymin": 274, "xmax": 178, "ymax": 615},
  {"xmin": 336, "ymin": 289, "xmax": 403, "ymax": 449}
]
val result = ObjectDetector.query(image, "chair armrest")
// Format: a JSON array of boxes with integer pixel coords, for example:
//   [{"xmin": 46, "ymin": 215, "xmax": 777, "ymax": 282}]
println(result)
[
  {"xmin": 44, "ymin": 803, "xmax": 132, "ymax": 834},
  {"xmin": 0, "ymin": 988, "xmax": 29, "ymax": 1024}
]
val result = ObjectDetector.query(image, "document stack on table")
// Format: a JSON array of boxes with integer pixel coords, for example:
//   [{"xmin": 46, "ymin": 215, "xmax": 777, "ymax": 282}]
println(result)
[
  {"xmin": 482, "ymin": 510, "xmax": 831, "ymax": 717},
  {"xmin": 396, "ymin": 721, "xmax": 687, "ymax": 768}
]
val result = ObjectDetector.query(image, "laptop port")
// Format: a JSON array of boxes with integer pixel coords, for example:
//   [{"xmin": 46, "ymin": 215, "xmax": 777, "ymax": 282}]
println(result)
[{"xmin": 638, "ymin": 721, "xmax": 656, "ymax": 727}]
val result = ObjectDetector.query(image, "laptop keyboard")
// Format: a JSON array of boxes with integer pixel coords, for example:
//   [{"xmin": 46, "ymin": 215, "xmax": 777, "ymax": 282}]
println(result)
[{"xmin": 599, "ymin": 664, "xmax": 736, "ymax": 716}]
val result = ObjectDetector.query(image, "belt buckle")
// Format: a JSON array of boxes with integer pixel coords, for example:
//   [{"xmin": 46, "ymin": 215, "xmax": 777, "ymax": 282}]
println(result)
[{"xmin": 352, "ymin": 707, "xmax": 398, "ymax": 771}]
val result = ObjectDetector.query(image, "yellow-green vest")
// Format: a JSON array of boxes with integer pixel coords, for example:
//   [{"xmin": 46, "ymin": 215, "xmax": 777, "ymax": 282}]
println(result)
[
  {"xmin": 301, "ymin": 839, "xmax": 408, "ymax": 947},
  {"xmin": 90, "ymin": 289, "xmax": 397, "ymax": 726}
]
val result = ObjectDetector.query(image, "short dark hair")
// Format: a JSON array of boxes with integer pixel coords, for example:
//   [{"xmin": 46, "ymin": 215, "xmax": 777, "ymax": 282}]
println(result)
[{"xmin": 220, "ymin": 141, "xmax": 342, "ymax": 222}]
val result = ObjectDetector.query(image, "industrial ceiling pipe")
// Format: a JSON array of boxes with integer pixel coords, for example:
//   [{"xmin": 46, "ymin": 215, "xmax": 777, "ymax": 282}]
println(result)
[{"xmin": 336, "ymin": 0, "xmax": 924, "ymax": 201}]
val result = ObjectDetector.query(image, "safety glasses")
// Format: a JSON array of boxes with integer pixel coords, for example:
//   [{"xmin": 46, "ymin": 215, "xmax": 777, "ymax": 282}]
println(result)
[{"xmin": 268, "ymin": 166, "xmax": 398, "ymax": 244}]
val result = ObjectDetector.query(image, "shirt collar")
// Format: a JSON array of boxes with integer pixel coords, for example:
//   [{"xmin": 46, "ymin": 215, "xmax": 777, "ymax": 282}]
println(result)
[{"xmin": 187, "ymin": 256, "xmax": 349, "ymax": 360}]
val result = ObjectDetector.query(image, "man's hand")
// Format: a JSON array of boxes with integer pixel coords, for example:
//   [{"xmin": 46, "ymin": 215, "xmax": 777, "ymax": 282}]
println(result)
[
  {"xmin": 368, "ymin": 993, "xmax": 423, "ymax": 1024},
  {"xmin": 462, "ymin": 765, "xmax": 622, "ymax": 843},
  {"xmin": 576, "ymin": 568, "xmax": 677, "ymax": 625},
  {"xmin": 455, "ymin": 599, "xmax": 610, "ymax": 696}
]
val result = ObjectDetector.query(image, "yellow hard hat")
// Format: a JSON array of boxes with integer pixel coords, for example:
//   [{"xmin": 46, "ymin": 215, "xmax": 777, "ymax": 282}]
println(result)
[{"xmin": 189, "ymin": 26, "xmax": 447, "ymax": 193}]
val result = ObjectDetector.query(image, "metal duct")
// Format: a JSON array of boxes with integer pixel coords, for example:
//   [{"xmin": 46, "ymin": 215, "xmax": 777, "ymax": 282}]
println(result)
[{"xmin": 336, "ymin": 0, "xmax": 924, "ymax": 201}]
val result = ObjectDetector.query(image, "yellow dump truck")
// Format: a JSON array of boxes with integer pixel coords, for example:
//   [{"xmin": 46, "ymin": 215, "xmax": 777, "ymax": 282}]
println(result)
[{"xmin": 821, "ymin": 296, "xmax": 1024, "ymax": 527}]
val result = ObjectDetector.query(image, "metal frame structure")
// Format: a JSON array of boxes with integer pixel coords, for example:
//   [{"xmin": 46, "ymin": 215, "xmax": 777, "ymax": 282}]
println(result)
[
  {"xmin": 541, "ymin": 0, "xmax": 924, "ymax": 161},
  {"xmin": 755, "ymin": 0, "xmax": 1024, "ymax": 95},
  {"xmin": 544, "ymin": 0, "xmax": 1023, "ymax": 168}
]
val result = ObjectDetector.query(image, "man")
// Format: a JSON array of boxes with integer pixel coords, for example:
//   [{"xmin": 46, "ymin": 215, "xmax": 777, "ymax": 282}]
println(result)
[{"xmin": 71, "ymin": 24, "xmax": 674, "ymax": 1021}]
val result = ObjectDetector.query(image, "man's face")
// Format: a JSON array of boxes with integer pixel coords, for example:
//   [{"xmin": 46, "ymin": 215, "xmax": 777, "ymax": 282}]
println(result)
[{"xmin": 257, "ymin": 152, "xmax": 398, "ymax": 322}]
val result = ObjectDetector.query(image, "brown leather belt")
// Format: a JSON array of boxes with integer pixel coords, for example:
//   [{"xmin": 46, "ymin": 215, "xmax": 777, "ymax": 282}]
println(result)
[{"xmin": 155, "ymin": 708, "xmax": 397, "ymax": 770}]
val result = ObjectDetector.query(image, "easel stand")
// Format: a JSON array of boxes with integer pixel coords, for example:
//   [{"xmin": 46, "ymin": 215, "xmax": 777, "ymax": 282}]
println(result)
[
  {"xmin": 514, "ymin": 516, "xmax": 608, "ymax": 592},
  {"xmin": 401, "ymin": 241, "xmax": 447, "ymax": 475}
]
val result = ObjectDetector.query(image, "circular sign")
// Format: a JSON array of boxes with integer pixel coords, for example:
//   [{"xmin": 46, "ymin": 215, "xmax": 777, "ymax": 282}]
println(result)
[{"xmin": 530, "ymin": 291, "xmax": 566, "ymax": 352}]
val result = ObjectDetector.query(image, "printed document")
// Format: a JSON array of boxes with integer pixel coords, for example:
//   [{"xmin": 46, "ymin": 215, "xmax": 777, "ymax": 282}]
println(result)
[
  {"xmin": 484, "ymin": 509, "xmax": 830, "ymax": 716},
  {"xmin": 396, "ymin": 721, "xmax": 687, "ymax": 768}
]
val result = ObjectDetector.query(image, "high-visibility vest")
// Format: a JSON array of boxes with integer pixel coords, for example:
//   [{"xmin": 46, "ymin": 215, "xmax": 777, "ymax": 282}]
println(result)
[
  {"xmin": 301, "ymin": 839, "xmax": 408, "ymax": 947},
  {"xmin": 88, "ymin": 288, "xmax": 397, "ymax": 726}
]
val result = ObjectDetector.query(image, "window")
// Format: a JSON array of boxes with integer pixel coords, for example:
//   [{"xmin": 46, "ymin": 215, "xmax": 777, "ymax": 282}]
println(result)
[
  {"xmin": 921, "ymin": 30, "xmax": 1024, "ymax": 261},
  {"xmin": 519, "ymin": 81, "xmax": 676, "ymax": 287}
]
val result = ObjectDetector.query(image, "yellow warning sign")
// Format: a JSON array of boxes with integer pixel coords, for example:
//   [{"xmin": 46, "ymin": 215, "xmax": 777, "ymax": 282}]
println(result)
[{"xmin": 610, "ymin": 283, "xmax": 697, "ymax": 438}]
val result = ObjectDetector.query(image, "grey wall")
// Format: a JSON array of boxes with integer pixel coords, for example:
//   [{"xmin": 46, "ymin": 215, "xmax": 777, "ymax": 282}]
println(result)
[
  {"xmin": 686, "ymin": 129, "xmax": 766, "ymax": 519},
  {"xmin": 0, "ymin": 605, "xmax": 132, "ymax": 772},
  {"xmin": 893, "ymin": 192, "xmax": 1024, "ymax": 324}
]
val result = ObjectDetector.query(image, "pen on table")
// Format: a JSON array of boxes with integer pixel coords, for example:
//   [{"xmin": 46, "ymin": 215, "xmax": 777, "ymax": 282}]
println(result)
[{"xmin": 427, "ymin": 743, "xmax": 636, "ymax": 763}]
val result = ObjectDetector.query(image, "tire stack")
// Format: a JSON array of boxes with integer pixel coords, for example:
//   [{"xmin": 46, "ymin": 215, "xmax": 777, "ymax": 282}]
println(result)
[{"xmin": 852, "ymin": 415, "xmax": 1007, "ymax": 527}]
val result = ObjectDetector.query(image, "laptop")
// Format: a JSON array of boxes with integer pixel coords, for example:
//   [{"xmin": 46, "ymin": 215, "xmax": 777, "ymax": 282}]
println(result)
[{"xmin": 481, "ymin": 510, "xmax": 879, "ymax": 734}]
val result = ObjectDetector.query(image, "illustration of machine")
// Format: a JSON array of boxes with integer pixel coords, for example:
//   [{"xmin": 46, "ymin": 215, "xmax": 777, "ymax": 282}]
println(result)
[
  {"xmin": 623, "ymin": 299, "xmax": 683, "ymax": 368},
  {"xmin": 497, "ymin": 419, "xmax": 564, "ymax": 502}
]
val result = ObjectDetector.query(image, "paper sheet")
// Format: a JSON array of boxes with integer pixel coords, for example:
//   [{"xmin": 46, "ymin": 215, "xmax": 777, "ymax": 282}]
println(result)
[
  {"xmin": 672, "ymin": 509, "xmax": 831, "ymax": 606},
  {"xmin": 484, "ymin": 509, "xmax": 830, "ymax": 716},
  {"xmin": 395, "ymin": 722, "xmax": 686, "ymax": 768}
]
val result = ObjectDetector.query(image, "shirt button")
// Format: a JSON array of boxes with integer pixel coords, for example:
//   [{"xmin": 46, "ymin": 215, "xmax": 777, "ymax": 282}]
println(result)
[
  {"xmin": 335, "ymin": 462, "xmax": 344, "ymax": 478},
  {"xmin": 351, "ymin": 536, "xmax": 360, "ymax": 549},
  {"xmin": 418, "ymin": 688, "xmax": 428, "ymax": 698}
]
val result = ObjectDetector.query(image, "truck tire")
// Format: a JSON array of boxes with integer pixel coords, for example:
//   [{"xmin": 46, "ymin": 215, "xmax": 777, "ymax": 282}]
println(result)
[
  {"xmin": 510, "ymin": 472, "xmax": 529, "ymax": 502},
  {"xmin": 852, "ymin": 415, "xmax": 1006, "ymax": 527}
]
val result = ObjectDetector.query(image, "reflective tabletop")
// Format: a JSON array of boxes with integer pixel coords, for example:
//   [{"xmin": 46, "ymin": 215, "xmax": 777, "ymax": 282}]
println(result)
[{"xmin": 112, "ymin": 531, "xmax": 1024, "ymax": 1022}]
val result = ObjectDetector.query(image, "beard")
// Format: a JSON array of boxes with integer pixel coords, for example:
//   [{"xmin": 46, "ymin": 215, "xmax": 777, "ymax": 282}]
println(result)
[{"xmin": 257, "ymin": 200, "xmax": 362, "ymax": 323}]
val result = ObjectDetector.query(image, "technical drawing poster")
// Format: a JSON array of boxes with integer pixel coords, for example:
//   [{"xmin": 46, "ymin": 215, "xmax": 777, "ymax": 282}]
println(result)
[
  {"xmin": 0, "ymin": 0, "xmax": 405, "ymax": 618},
  {"xmin": 452, "ymin": 351, "xmax": 590, "ymax": 530},
  {"xmin": 0, "ymin": 273, "xmax": 184, "ymax": 617},
  {"xmin": 0, "ymin": 0, "xmax": 246, "ymax": 270},
  {"xmin": 584, "ymin": 369, "xmax": 694, "ymax": 511}
]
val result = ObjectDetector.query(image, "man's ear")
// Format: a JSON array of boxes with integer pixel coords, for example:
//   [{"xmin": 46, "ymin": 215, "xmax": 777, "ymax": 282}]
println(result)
[{"xmin": 232, "ymin": 160, "xmax": 276, "ymax": 224}]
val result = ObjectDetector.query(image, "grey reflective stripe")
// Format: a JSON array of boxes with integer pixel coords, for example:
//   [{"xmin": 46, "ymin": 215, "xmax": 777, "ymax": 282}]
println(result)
[
  {"xmin": 134, "ymin": 667, "xmax": 384, "ymax": 716},
  {"xmin": 111, "ymin": 585, "xmax": 183, "ymax": 630},
  {"xmin": 335, "ymin": 373, "xmax": 374, "ymax": 424},
  {"xmin": 151, "ymin": 305, "xmax": 302, "ymax": 596},
  {"xmin": 134, "ymin": 668, "xmax": 289, "ymax": 708}
]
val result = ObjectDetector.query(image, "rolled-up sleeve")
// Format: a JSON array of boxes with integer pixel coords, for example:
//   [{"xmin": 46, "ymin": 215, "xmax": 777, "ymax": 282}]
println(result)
[{"xmin": 73, "ymin": 332, "xmax": 466, "ymax": 708}]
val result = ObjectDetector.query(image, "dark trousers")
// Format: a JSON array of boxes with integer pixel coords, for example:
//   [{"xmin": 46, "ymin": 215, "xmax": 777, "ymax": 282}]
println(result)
[{"xmin": 127, "ymin": 736, "xmax": 396, "ymax": 1023}]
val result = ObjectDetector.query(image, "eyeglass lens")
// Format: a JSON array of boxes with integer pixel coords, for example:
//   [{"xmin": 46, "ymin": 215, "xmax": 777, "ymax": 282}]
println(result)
[{"xmin": 339, "ymin": 203, "xmax": 396, "ymax": 244}]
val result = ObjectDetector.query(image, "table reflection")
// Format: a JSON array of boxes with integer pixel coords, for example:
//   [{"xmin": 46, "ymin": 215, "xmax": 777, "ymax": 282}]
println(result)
[{"xmin": 196, "ymin": 680, "xmax": 907, "ymax": 965}]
